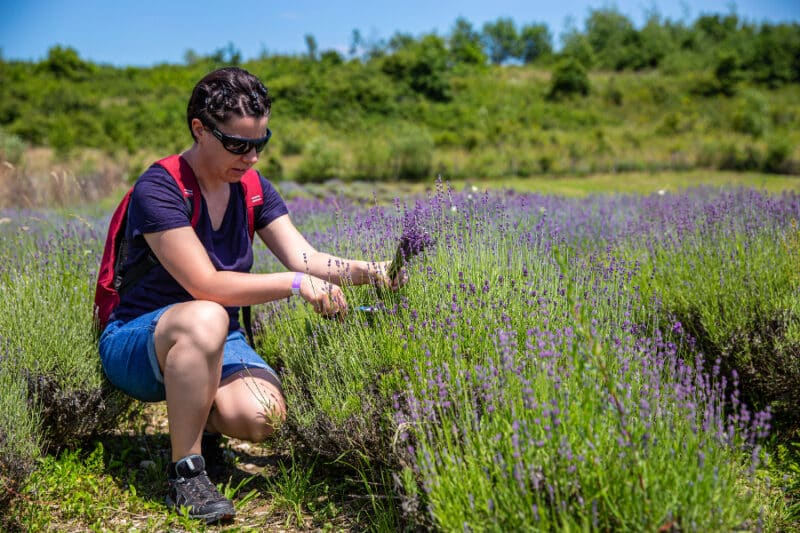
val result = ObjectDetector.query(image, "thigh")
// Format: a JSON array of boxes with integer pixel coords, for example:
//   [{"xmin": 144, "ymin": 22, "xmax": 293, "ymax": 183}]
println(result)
[{"xmin": 98, "ymin": 305, "xmax": 174, "ymax": 402}]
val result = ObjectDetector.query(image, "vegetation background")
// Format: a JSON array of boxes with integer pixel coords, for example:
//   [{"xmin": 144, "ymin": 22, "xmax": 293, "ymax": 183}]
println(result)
[
  {"xmin": 2, "ymin": 7, "xmax": 800, "ymax": 531},
  {"xmin": 1, "ymin": 8, "xmax": 799, "ymax": 207}
]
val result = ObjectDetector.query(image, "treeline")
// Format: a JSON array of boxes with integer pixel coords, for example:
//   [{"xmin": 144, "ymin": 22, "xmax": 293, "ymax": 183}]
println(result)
[{"xmin": 0, "ymin": 8, "xmax": 798, "ymax": 183}]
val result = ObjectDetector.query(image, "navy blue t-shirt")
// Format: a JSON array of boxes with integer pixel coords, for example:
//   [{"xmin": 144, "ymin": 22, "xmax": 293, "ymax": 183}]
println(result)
[{"xmin": 110, "ymin": 161, "xmax": 289, "ymax": 331}]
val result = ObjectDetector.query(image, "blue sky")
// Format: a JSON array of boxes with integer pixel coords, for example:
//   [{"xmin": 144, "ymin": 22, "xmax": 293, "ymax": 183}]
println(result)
[{"xmin": 1, "ymin": 0, "xmax": 798, "ymax": 67}]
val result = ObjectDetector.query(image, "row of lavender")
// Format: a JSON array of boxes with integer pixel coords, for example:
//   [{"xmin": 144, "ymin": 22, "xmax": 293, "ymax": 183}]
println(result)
[
  {"xmin": 0, "ymin": 184, "xmax": 797, "ymax": 526},
  {"xmin": 255, "ymin": 184, "xmax": 798, "ymax": 529}
]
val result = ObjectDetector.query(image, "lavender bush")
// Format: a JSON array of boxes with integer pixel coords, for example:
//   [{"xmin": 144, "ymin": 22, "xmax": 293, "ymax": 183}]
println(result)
[
  {"xmin": 1, "ymin": 183, "xmax": 797, "ymax": 528},
  {"xmin": 0, "ymin": 211, "xmax": 133, "ymax": 498},
  {"xmin": 253, "ymin": 183, "xmax": 791, "ymax": 528}
]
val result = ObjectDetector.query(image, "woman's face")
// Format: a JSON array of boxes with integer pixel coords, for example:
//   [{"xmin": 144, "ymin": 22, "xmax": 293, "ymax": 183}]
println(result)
[{"xmin": 192, "ymin": 115, "xmax": 270, "ymax": 182}]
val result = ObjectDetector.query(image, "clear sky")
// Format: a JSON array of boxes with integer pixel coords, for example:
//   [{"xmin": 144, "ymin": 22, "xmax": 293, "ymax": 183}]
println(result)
[{"xmin": 1, "ymin": 0, "xmax": 798, "ymax": 67}]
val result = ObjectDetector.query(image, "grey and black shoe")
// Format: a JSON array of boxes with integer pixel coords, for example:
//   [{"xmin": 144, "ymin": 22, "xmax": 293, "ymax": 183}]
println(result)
[{"xmin": 166, "ymin": 454, "xmax": 235, "ymax": 524}]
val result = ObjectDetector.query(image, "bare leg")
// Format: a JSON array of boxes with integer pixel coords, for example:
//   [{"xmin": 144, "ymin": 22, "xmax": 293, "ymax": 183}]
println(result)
[
  {"xmin": 206, "ymin": 368, "xmax": 287, "ymax": 443},
  {"xmin": 154, "ymin": 300, "xmax": 229, "ymax": 462}
]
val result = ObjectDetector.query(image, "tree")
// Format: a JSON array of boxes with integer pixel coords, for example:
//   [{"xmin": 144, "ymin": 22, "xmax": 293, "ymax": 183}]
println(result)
[
  {"xmin": 714, "ymin": 51, "xmax": 743, "ymax": 96},
  {"xmin": 183, "ymin": 49, "xmax": 202, "ymax": 66},
  {"xmin": 584, "ymin": 8, "xmax": 636, "ymax": 69},
  {"xmin": 449, "ymin": 17, "xmax": 486, "ymax": 65},
  {"xmin": 210, "ymin": 43, "xmax": 241, "ymax": 65},
  {"xmin": 519, "ymin": 23, "xmax": 552, "ymax": 64},
  {"xmin": 380, "ymin": 34, "xmax": 451, "ymax": 101},
  {"xmin": 319, "ymin": 50, "xmax": 344, "ymax": 66},
  {"xmin": 637, "ymin": 15, "xmax": 676, "ymax": 69},
  {"xmin": 482, "ymin": 18, "xmax": 521, "ymax": 64},
  {"xmin": 560, "ymin": 30, "xmax": 595, "ymax": 69},
  {"xmin": 42, "ymin": 46, "xmax": 95, "ymax": 80},
  {"xmin": 746, "ymin": 23, "xmax": 800, "ymax": 87},
  {"xmin": 349, "ymin": 29, "xmax": 363, "ymax": 59},
  {"xmin": 304, "ymin": 34, "xmax": 318, "ymax": 61},
  {"xmin": 694, "ymin": 13, "xmax": 740, "ymax": 44}
]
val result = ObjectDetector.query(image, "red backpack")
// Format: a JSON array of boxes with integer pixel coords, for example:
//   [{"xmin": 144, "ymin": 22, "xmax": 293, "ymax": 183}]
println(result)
[{"xmin": 93, "ymin": 154, "xmax": 263, "ymax": 340}]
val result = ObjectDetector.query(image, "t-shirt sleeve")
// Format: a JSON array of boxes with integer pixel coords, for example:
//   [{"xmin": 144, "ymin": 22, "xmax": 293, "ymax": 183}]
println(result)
[
  {"xmin": 255, "ymin": 174, "xmax": 289, "ymax": 230},
  {"xmin": 128, "ymin": 165, "xmax": 191, "ymax": 236}
]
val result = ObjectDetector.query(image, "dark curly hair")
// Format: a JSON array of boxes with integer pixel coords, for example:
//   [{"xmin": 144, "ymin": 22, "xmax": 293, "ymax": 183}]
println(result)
[{"xmin": 186, "ymin": 67, "xmax": 272, "ymax": 141}]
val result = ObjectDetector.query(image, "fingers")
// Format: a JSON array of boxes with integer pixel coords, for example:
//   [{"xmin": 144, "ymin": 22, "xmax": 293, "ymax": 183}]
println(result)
[
  {"xmin": 392, "ymin": 267, "xmax": 409, "ymax": 290},
  {"xmin": 373, "ymin": 261, "xmax": 409, "ymax": 291},
  {"xmin": 311, "ymin": 282, "xmax": 348, "ymax": 318}
]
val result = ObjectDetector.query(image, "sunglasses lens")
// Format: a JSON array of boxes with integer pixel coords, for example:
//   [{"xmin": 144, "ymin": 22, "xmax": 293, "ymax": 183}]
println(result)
[
  {"xmin": 224, "ymin": 140, "xmax": 251, "ymax": 154},
  {"xmin": 207, "ymin": 122, "xmax": 271, "ymax": 155}
]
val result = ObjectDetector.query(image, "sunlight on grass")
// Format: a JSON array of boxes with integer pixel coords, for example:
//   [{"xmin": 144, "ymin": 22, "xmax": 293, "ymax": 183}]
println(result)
[{"xmin": 453, "ymin": 171, "xmax": 800, "ymax": 197}]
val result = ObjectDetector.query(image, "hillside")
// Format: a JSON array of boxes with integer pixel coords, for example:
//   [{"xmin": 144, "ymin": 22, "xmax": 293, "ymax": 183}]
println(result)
[{"xmin": 1, "ymin": 11, "xmax": 798, "ymax": 206}]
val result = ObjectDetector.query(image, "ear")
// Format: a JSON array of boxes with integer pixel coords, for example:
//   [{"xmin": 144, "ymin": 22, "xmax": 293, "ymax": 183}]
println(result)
[{"xmin": 191, "ymin": 118, "xmax": 205, "ymax": 141}]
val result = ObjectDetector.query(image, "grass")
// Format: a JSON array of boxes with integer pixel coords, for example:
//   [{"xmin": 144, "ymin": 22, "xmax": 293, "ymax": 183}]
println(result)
[
  {"xmin": 460, "ymin": 170, "xmax": 800, "ymax": 196},
  {"xmin": 5, "ymin": 143, "xmax": 799, "ymax": 209},
  {"xmin": 8, "ymin": 404, "xmax": 392, "ymax": 532},
  {"xmin": 4, "ymin": 176, "xmax": 800, "ymax": 531}
]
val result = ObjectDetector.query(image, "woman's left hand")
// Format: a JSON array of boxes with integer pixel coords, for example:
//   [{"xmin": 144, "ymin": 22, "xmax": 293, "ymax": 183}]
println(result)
[{"xmin": 372, "ymin": 260, "xmax": 408, "ymax": 291}]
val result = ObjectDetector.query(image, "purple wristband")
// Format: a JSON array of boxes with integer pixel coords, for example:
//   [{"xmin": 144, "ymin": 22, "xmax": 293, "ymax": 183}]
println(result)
[{"xmin": 291, "ymin": 272, "xmax": 304, "ymax": 296}]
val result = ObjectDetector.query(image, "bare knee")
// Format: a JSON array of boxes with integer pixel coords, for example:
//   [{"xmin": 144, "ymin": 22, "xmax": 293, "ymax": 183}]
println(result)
[
  {"xmin": 157, "ymin": 301, "xmax": 230, "ymax": 358},
  {"xmin": 231, "ymin": 390, "xmax": 286, "ymax": 443},
  {"xmin": 212, "ymin": 372, "xmax": 287, "ymax": 443},
  {"xmin": 251, "ymin": 399, "xmax": 287, "ymax": 442}
]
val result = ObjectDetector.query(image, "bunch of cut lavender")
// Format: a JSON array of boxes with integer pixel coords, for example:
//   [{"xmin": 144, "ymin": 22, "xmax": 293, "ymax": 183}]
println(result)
[{"xmin": 388, "ymin": 208, "xmax": 435, "ymax": 281}]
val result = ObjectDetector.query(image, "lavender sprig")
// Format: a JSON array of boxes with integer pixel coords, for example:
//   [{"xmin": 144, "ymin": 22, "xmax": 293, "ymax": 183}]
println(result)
[{"xmin": 387, "ymin": 226, "xmax": 435, "ymax": 281}]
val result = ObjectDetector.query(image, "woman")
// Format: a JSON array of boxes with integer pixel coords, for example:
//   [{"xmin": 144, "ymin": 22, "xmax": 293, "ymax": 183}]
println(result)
[{"xmin": 98, "ymin": 67, "xmax": 402, "ymax": 524}]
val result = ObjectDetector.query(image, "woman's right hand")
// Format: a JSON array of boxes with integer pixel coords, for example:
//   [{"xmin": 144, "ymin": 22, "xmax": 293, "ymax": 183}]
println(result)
[{"xmin": 299, "ymin": 274, "xmax": 348, "ymax": 318}]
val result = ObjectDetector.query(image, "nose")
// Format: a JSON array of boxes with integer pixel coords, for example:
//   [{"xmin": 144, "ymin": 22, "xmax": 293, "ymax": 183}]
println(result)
[{"xmin": 242, "ymin": 147, "xmax": 259, "ymax": 164}]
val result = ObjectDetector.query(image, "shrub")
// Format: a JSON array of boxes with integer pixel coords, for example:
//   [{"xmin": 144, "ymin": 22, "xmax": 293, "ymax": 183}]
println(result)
[
  {"xmin": 763, "ymin": 138, "xmax": 795, "ymax": 174},
  {"xmin": 0, "ymin": 348, "xmax": 40, "ymax": 511},
  {"xmin": 718, "ymin": 143, "xmax": 763, "ymax": 171},
  {"xmin": 255, "ymin": 186, "xmax": 777, "ymax": 529},
  {"xmin": 353, "ymin": 136, "xmax": 392, "ymax": 181},
  {"xmin": 389, "ymin": 125, "xmax": 434, "ymax": 181},
  {"xmin": 0, "ymin": 128, "xmax": 26, "ymax": 166},
  {"xmin": 294, "ymin": 137, "xmax": 342, "ymax": 182},
  {"xmin": 714, "ymin": 51, "xmax": 743, "ymax": 96},
  {"xmin": 731, "ymin": 91, "xmax": 769, "ymax": 138},
  {"xmin": 547, "ymin": 59, "xmax": 590, "ymax": 100},
  {"xmin": 0, "ymin": 214, "xmax": 135, "ymax": 507}
]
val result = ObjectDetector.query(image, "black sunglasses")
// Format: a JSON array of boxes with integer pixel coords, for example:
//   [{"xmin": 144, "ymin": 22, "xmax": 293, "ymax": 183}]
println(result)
[{"xmin": 202, "ymin": 119, "xmax": 272, "ymax": 155}]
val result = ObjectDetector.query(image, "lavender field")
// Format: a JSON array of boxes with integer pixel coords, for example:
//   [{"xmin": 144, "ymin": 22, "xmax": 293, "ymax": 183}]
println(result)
[{"xmin": 3, "ymin": 183, "xmax": 800, "ymax": 530}]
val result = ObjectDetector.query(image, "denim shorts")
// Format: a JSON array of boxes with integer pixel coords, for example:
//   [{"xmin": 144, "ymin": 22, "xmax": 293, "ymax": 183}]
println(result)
[{"xmin": 99, "ymin": 305, "xmax": 278, "ymax": 402}]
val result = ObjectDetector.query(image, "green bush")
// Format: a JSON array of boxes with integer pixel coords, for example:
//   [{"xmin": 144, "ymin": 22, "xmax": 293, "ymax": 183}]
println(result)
[
  {"xmin": 294, "ymin": 137, "xmax": 342, "ymax": 182},
  {"xmin": 0, "ymin": 216, "xmax": 134, "ymax": 509},
  {"xmin": 0, "ymin": 127, "xmax": 26, "ymax": 165},
  {"xmin": 388, "ymin": 125, "xmax": 434, "ymax": 181},
  {"xmin": 732, "ymin": 91, "xmax": 769, "ymax": 138},
  {"xmin": 763, "ymin": 138, "xmax": 795, "ymax": 174},
  {"xmin": 353, "ymin": 136, "xmax": 392, "ymax": 181},
  {"xmin": 547, "ymin": 58, "xmax": 590, "ymax": 100},
  {"xmin": 0, "ymin": 352, "xmax": 40, "ymax": 510}
]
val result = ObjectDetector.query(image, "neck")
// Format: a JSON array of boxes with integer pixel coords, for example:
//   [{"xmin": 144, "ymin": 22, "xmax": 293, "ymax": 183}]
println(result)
[{"xmin": 182, "ymin": 145, "xmax": 226, "ymax": 195}]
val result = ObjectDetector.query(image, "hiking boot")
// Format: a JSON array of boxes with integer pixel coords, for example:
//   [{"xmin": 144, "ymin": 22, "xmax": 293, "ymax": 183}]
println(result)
[
  {"xmin": 201, "ymin": 432, "xmax": 230, "ymax": 482},
  {"xmin": 166, "ymin": 454, "xmax": 235, "ymax": 524}
]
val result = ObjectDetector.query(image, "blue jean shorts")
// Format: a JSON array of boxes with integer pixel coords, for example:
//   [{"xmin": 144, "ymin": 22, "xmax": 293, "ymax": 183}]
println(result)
[{"xmin": 99, "ymin": 305, "xmax": 279, "ymax": 402}]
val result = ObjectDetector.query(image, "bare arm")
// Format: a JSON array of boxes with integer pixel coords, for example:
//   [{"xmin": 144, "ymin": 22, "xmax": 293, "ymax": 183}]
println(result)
[
  {"xmin": 143, "ymin": 226, "xmax": 301, "ymax": 307},
  {"xmin": 257, "ymin": 214, "xmax": 392, "ymax": 287}
]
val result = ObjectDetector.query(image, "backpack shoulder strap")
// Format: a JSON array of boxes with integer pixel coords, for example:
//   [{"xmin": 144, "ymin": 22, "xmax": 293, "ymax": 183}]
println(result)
[
  {"xmin": 156, "ymin": 154, "xmax": 202, "ymax": 227},
  {"xmin": 239, "ymin": 169, "xmax": 264, "ymax": 346},
  {"xmin": 117, "ymin": 155, "xmax": 201, "ymax": 298},
  {"xmin": 239, "ymin": 169, "xmax": 264, "ymax": 240}
]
